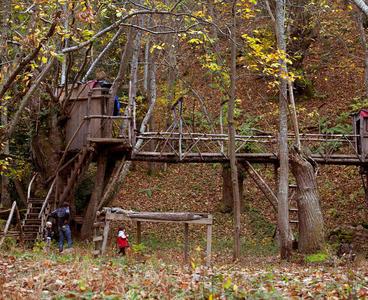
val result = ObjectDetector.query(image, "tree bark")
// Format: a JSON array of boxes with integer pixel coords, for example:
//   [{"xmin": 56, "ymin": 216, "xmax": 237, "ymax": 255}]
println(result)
[
  {"xmin": 229, "ymin": 1, "xmax": 241, "ymax": 260},
  {"xmin": 355, "ymin": 11, "xmax": 368, "ymax": 97},
  {"xmin": 222, "ymin": 163, "xmax": 244, "ymax": 213},
  {"xmin": 0, "ymin": 0, "xmax": 12, "ymax": 208},
  {"xmin": 290, "ymin": 150, "xmax": 324, "ymax": 253},
  {"xmin": 275, "ymin": 0, "xmax": 292, "ymax": 259},
  {"xmin": 81, "ymin": 153, "xmax": 107, "ymax": 239}
]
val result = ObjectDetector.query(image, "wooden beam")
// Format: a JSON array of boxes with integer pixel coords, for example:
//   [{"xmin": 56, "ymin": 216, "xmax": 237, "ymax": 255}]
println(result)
[
  {"xmin": 101, "ymin": 220, "xmax": 110, "ymax": 254},
  {"xmin": 184, "ymin": 223, "xmax": 189, "ymax": 264},
  {"xmin": 129, "ymin": 151, "xmax": 368, "ymax": 166},
  {"xmin": 105, "ymin": 214, "xmax": 212, "ymax": 225},
  {"xmin": 243, "ymin": 161, "xmax": 278, "ymax": 211},
  {"xmin": 137, "ymin": 221, "xmax": 141, "ymax": 244},
  {"xmin": 206, "ymin": 222, "xmax": 212, "ymax": 266},
  {"xmin": 15, "ymin": 205, "xmax": 23, "ymax": 244}
]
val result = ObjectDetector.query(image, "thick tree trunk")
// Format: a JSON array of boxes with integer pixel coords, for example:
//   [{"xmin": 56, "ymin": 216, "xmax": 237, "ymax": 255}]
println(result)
[
  {"xmin": 81, "ymin": 153, "xmax": 107, "ymax": 239},
  {"xmin": 290, "ymin": 150, "xmax": 324, "ymax": 253},
  {"xmin": 275, "ymin": 0, "xmax": 292, "ymax": 259},
  {"xmin": 0, "ymin": 0, "xmax": 12, "ymax": 208},
  {"xmin": 222, "ymin": 164, "xmax": 244, "ymax": 213},
  {"xmin": 355, "ymin": 11, "xmax": 368, "ymax": 97}
]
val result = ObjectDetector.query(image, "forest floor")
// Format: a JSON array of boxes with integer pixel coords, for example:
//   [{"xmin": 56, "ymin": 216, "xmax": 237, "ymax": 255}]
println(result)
[{"xmin": 1, "ymin": 243, "xmax": 368, "ymax": 299}]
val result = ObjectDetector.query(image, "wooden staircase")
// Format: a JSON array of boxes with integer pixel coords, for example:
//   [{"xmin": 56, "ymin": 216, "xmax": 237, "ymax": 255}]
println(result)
[
  {"xmin": 22, "ymin": 145, "xmax": 94, "ymax": 245},
  {"xmin": 22, "ymin": 197, "xmax": 50, "ymax": 242},
  {"xmin": 58, "ymin": 146, "xmax": 94, "ymax": 206}
]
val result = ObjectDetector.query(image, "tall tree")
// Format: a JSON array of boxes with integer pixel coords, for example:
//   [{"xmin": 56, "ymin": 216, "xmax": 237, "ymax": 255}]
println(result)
[
  {"xmin": 0, "ymin": 0, "xmax": 12, "ymax": 208},
  {"xmin": 229, "ymin": 0, "xmax": 241, "ymax": 260},
  {"xmin": 275, "ymin": 0, "xmax": 292, "ymax": 259}
]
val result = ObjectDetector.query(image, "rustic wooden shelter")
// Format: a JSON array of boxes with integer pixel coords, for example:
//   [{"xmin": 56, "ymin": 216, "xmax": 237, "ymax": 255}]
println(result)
[
  {"xmin": 61, "ymin": 81, "xmax": 114, "ymax": 150},
  {"xmin": 93, "ymin": 207, "xmax": 213, "ymax": 266}
]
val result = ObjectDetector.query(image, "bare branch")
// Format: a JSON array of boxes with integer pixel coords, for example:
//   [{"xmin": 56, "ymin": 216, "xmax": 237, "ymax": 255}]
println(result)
[
  {"xmin": 352, "ymin": 0, "xmax": 368, "ymax": 17},
  {"xmin": 7, "ymin": 57, "xmax": 55, "ymax": 139},
  {"xmin": 82, "ymin": 26, "xmax": 124, "ymax": 82}
]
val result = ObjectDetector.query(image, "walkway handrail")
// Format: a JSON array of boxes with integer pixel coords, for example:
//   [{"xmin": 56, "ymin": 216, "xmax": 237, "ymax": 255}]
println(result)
[
  {"xmin": 27, "ymin": 173, "xmax": 38, "ymax": 201},
  {"xmin": 38, "ymin": 179, "xmax": 56, "ymax": 219},
  {"xmin": 0, "ymin": 201, "xmax": 17, "ymax": 247}
]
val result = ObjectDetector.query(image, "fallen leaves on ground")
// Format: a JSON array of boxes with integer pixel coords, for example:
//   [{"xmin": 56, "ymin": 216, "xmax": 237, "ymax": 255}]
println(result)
[{"xmin": 1, "ymin": 247, "xmax": 368, "ymax": 299}]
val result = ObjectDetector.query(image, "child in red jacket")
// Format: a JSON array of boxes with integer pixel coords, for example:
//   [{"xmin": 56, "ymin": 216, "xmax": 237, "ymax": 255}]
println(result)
[{"xmin": 117, "ymin": 227, "xmax": 129, "ymax": 255}]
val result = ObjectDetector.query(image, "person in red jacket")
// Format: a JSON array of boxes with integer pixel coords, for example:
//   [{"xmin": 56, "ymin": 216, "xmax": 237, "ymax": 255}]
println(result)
[{"xmin": 117, "ymin": 227, "xmax": 129, "ymax": 255}]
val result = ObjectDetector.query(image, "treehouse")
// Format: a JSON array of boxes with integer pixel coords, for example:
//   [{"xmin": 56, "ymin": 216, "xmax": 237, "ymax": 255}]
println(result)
[
  {"xmin": 59, "ymin": 81, "xmax": 114, "ymax": 151},
  {"xmin": 20, "ymin": 82, "xmax": 133, "ymax": 243},
  {"xmin": 352, "ymin": 109, "xmax": 368, "ymax": 159}
]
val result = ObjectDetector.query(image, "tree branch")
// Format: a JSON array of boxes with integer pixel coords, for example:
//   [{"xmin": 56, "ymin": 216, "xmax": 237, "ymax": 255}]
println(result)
[
  {"xmin": 353, "ymin": 0, "xmax": 368, "ymax": 16},
  {"xmin": 7, "ymin": 57, "xmax": 55, "ymax": 139}
]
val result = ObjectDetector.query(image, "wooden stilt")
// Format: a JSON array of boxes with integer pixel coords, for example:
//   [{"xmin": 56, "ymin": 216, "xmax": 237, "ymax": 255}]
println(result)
[
  {"xmin": 15, "ymin": 205, "xmax": 24, "ymax": 245},
  {"xmin": 137, "ymin": 221, "xmax": 141, "ymax": 244},
  {"xmin": 101, "ymin": 220, "xmax": 110, "ymax": 254},
  {"xmin": 206, "ymin": 221, "xmax": 212, "ymax": 266},
  {"xmin": 184, "ymin": 223, "xmax": 189, "ymax": 264}
]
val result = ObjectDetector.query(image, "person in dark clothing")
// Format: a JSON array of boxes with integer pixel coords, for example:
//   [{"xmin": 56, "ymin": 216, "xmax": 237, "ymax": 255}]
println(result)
[
  {"xmin": 50, "ymin": 202, "xmax": 72, "ymax": 252},
  {"xmin": 43, "ymin": 221, "xmax": 54, "ymax": 250}
]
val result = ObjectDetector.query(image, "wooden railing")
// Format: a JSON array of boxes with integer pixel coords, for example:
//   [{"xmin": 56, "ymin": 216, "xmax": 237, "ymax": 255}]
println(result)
[{"xmin": 0, "ymin": 201, "xmax": 23, "ymax": 247}]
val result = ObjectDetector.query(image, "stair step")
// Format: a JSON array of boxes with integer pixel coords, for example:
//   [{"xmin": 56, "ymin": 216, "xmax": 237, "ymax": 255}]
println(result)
[
  {"xmin": 289, "ymin": 220, "xmax": 299, "ymax": 223},
  {"xmin": 23, "ymin": 226, "xmax": 40, "ymax": 232},
  {"xmin": 27, "ymin": 213, "xmax": 41, "ymax": 218},
  {"xmin": 28, "ymin": 198, "xmax": 45, "ymax": 203},
  {"xmin": 29, "ymin": 208, "xmax": 42, "ymax": 213},
  {"xmin": 289, "ymin": 208, "xmax": 298, "ymax": 211},
  {"xmin": 93, "ymin": 236, "xmax": 103, "ymax": 242},
  {"xmin": 24, "ymin": 219, "xmax": 41, "ymax": 225}
]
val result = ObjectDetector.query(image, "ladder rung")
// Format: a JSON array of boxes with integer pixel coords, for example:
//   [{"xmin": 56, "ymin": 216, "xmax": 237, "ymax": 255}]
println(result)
[
  {"xmin": 93, "ymin": 236, "xmax": 103, "ymax": 242},
  {"xmin": 289, "ymin": 208, "xmax": 298, "ymax": 211},
  {"xmin": 289, "ymin": 220, "xmax": 299, "ymax": 223},
  {"xmin": 93, "ymin": 222, "xmax": 105, "ymax": 228}
]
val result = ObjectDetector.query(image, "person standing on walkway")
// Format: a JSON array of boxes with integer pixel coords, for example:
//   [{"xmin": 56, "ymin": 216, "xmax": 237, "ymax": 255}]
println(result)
[{"xmin": 50, "ymin": 202, "xmax": 72, "ymax": 253}]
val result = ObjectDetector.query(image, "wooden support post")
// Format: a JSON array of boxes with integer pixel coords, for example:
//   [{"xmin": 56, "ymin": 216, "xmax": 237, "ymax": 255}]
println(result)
[
  {"xmin": 137, "ymin": 221, "xmax": 141, "ymax": 244},
  {"xmin": 101, "ymin": 220, "xmax": 110, "ymax": 254},
  {"xmin": 179, "ymin": 99, "xmax": 183, "ymax": 160},
  {"xmin": 184, "ymin": 223, "xmax": 189, "ymax": 264},
  {"xmin": 0, "ymin": 201, "xmax": 16, "ymax": 247},
  {"xmin": 206, "ymin": 222, "xmax": 212, "ymax": 267},
  {"xmin": 15, "ymin": 205, "xmax": 24, "ymax": 245},
  {"xmin": 87, "ymin": 91, "xmax": 92, "ymax": 139}
]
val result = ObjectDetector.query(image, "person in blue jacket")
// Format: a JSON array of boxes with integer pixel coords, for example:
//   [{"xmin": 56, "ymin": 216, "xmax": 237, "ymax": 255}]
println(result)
[{"xmin": 50, "ymin": 202, "xmax": 72, "ymax": 253}]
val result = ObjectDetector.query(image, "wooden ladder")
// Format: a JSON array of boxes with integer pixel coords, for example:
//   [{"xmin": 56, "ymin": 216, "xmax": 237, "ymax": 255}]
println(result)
[
  {"xmin": 58, "ymin": 146, "xmax": 94, "ymax": 205},
  {"xmin": 288, "ymin": 184, "xmax": 299, "ymax": 227}
]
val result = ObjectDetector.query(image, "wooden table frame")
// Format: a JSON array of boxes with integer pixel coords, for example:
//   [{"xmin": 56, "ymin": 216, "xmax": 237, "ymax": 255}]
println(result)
[{"xmin": 93, "ymin": 209, "xmax": 213, "ymax": 266}]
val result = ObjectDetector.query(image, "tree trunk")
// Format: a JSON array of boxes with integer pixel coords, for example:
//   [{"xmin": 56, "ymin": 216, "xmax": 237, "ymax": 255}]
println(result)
[
  {"xmin": 222, "ymin": 164, "xmax": 244, "ymax": 213},
  {"xmin": 81, "ymin": 153, "xmax": 107, "ymax": 239},
  {"xmin": 290, "ymin": 150, "xmax": 324, "ymax": 253},
  {"xmin": 275, "ymin": 0, "xmax": 292, "ymax": 259},
  {"xmin": 0, "ymin": 0, "xmax": 12, "ymax": 208},
  {"xmin": 229, "ymin": 1, "xmax": 241, "ymax": 260},
  {"xmin": 355, "ymin": 11, "xmax": 368, "ymax": 97}
]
